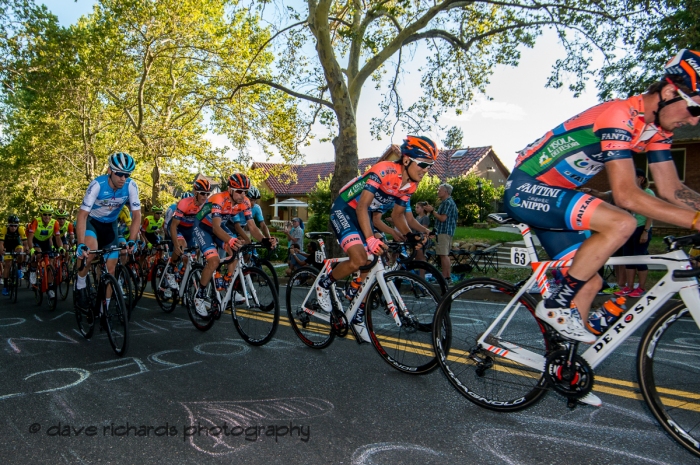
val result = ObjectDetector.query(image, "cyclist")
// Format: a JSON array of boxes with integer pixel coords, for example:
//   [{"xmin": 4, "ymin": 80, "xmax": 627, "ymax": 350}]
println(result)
[
  {"xmin": 504, "ymin": 49, "xmax": 700, "ymax": 343},
  {"xmin": 74, "ymin": 152, "xmax": 141, "ymax": 309},
  {"xmin": 191, "ymin": 173, "xmax": 277, "ymax": 316},
  {"xmin": 229, "ymin": 185, "xmax": 271, "ymax": 245},
  {"xmin": 164, "ymin": 179, "xmax": 211, "ymax": 288},
  {"xmin": 164, "ymin": 193, "xmax": 189, "ymax": 242},
  {"xmin": 0, "ymin": 214, "xmax": 28, "ymax": 296},
  {"xmin": 141, "ymin": 206, "xmax": 165, "ymax": 248},
  {"xmin": 315, "ymin": 135, "xmax": 438, "ymax": 314},
  {"xmin": 55, "ymin": 210, "xmax": 75, "ymax": 257},
  {"xmin": 27, "ymin": 204, "xmax": 63, "ymax": 295}
]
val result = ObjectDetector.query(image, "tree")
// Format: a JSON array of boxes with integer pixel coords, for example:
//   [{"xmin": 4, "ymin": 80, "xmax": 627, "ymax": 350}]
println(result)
[
  {"xmin": 597, "ymin": 1, "xmax": 700, "ymax": 99},
  {"xmin": 409, "ymin": 174, "xmax": 441, "ymax": 208},
  {"xmin": 442, "ymin": 127, "xmax": 463, "ymax": 150},
  {"xmin": 446, "ymin": 174, "xmax": 499, "ymax": 226},
  {"xmin": 306, "ymin": 175, "xmax": 332, "ymax": 233}
]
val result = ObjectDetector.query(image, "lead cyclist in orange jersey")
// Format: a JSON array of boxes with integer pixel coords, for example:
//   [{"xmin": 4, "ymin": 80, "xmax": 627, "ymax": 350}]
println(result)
[{"xmin": 504, "ymin": 49, "xmax": 700, "ymax": 343}]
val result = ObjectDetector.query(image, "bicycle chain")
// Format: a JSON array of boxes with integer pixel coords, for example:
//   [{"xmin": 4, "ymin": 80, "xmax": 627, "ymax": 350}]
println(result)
[{"xmin": 544, "ymin": 349, "xmax": 594, "ymax": 399}]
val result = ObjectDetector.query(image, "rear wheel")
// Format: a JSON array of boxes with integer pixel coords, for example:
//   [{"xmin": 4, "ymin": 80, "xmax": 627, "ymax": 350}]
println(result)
[
  {"xmin": 254, "ymin": 257, "xmax": 279, "ymax": 294},
  {"xmin": 33, "ymin": 266, "xmax": 43, "ymax": 306},
  {"xmin": 127, "ymin": 260, "xmax": 145, "ymax": 305},
  {"xmin": 185, "ymin": 266, "xmax": 216, "ymax": 331},
  {"xmin": 115, "ymin": 264, "xmax": 135, "ymax": 319},
  {"xmin": 286, "ymin": 266, "xmax": 334, "ymax": 349},
  {"xmin": 404, "ymin": 261, "xmax": 448, "ymax": 295},
  {"xmin": 102, "ymin": 274, "xmax": 129, "ymax": 356},
  {"xmin": 231, "ymin": 267, "xmax": 279, "ymax": 346},
  {"xmin": 46, "ymin": 264, "xmax": 57, "ymax": 311},
  {"xmin": 365, "ymin": 271, "xmax": 441, "ymax": 374},
  {"xmin": 637, "ymin": 300, "xmax": 700, "ymax": 458},
  {"xmin": 432, "ymin": 278, "xmax": 549, "ymax": 411}
]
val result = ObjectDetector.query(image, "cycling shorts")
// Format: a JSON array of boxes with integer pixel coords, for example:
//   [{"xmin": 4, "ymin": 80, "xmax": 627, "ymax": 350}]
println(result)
[
  {"xmin": 330, "ymin": 204, "xmax": 367, "ymax": 253},
  {"xmin": 505, "ymin": 171, "xmax": 601, "ymax": 260},
  {"xmin": 85, "ymin": 218, "xmax": 120, "ymax": 260},
  {"xmin": 3, "ymin": 243, "xmax": 23, "ymax": 260},
  {"xmin": 192, "ymin": 222, "xmax": 234, "ymax": 259},
  {"xmin": 33, "ymin": 239, "xmax": 53, "ymax": 254},
  {"xmin": 176, "ymin": 225, "xmax": 195, "ymax": 247}
]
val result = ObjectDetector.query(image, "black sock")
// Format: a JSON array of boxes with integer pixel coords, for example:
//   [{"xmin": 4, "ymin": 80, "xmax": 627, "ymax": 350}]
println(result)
[
  {"xmin": 319, "ymin": 272, "xmax": 337, "ymax": 290},
  {"xmin": 545, "ymin": 273, "xmax": 586, "ymax": 309}
]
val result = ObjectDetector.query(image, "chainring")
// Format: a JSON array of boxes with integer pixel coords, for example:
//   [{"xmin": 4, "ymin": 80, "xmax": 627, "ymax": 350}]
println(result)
[
  {"xmin": 330, "ymin": 309, "xmax": 348, "ymax": 337},
  {"xmin": 544, "ymin": 349, "xmax": 594, "ymax": 399}
]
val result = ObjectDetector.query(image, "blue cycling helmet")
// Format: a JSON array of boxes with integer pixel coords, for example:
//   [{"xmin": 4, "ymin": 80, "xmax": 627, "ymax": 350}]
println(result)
[
  {"xmin": 108, "ymin": 152, "xmax": 136, "ymax": 173},
  {"xmin": 181, "ymin": 192, "xmax": 194, "ymax": 199}
]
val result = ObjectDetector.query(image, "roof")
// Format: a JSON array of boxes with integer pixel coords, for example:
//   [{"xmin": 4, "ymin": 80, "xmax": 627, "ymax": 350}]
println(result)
[
  {"xmin": 673, "ymin": 124, "xmax": 700, "ymax": 142},
  {"xmin": 254, "ymin": 146, "xmax": 506, "ymax": 196}
]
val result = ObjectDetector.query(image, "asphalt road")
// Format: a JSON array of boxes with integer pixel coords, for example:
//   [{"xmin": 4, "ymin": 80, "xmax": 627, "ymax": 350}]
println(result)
[{"xmin": 0, "ymin": 284, "xmax": 697, "ymax": 464}]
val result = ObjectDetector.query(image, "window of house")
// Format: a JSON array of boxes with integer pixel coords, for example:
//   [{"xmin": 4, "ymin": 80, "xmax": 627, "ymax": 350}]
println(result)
[{"xmin": 633, "ymin": 148, "xmax": 686, "ymax": 183}]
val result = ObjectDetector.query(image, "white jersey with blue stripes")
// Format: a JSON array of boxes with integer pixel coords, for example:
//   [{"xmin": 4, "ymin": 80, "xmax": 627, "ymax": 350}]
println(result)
[{"xmin": 80, "ymin": 175, "xmax": 141, "ymax": 223}]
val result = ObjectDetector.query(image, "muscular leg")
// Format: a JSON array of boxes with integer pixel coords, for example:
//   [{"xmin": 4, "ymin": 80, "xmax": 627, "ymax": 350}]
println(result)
[
  {"xmin": 330, "ymin": 244, "xmax": 369, "ymax": 280},
  {"xmin": 563, "ymin": 203, "xmax": 637, "ymax": 320}
]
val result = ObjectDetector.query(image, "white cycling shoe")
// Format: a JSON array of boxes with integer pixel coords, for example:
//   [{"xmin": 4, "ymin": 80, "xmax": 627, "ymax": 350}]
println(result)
[
  {"xmin": 535, "ymin": 301, "xmax": 597, "ymax": 344},
  {"xmin": 315, "ymin": 285, "xmax": 333, "ymax": 312},
  {"xmin": 194, "ymin": 297, "xmax": 211, "ymax": 317}
]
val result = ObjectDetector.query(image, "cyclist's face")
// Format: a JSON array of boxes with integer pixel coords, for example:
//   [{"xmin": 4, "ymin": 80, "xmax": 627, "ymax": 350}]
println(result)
[
  {"xmin": 57, "ymin": 218, "xmax": 65, "ymax": 225},
  {"xmin": 659, "ymin": 87, "xmax": 700, "ymax": 130},
  {"xmin": 405, "ymin": 158, "xmax": 429, "ymax": 182},
  {"xmin": 110, "ymin": 170, "xmax": 127, "ymax": 188},
  {"xmin": 230, "ymin": 188, "xmax": 245, "ymax": 203}
]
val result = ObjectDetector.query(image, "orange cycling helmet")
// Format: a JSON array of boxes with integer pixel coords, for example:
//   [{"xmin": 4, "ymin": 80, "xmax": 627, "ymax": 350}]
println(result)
[
  {"xmin": 193, "ymin": 178, "xmax": 211, "ymax": 192},
  {"xmin": 400, "ymin": 135, "xmax": 438, "ymax": 162},
  {"xmin": 665, "ymin": 49, "xmax": 700, "ymax": 95},
  {"xmin": 228, "ymin": 173, "xmax": 251, "ymax": 190}
]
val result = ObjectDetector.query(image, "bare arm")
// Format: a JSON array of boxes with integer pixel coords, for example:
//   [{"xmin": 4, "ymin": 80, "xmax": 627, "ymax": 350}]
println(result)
[
  {"xmin": 391, "ymin": 205, "xmax": 411, "ymax": 235},
  {"xmin": 169, "ymin": 218, "xmax": 180, "ymax": 241},
  {"xmin": 650, "ymin": 159, "xmax": 700, "ymax": 210},
  {"xmin": 356, "ymin": 191, "xmax": 379, "ymax": 241},
  {"xmin": 129, "ymin": 210, "xmax": 142, "ymax": 242},
  {"xmin": 76, "ymin": 210, "xmax": 89, "ymax": 245},
  {"xmin": 406, "ymin": 211, "xmax": 430, "ymax": 234},
  {"xmin": 234, "ymin": 222, "xmax": 251, "ymax": 244}
]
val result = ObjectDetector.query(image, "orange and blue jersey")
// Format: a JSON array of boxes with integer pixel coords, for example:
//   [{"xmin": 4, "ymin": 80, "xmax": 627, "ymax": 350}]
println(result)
[
  {"xmin": 173, "ymin": 197, "xmax": 204, "ymax": 228},
  {"xmin": 513, "ymin": 95, "xmax": 673, "ymax": 188},
  {"xmin": 196, "ymin": 192, "xmax": 252, "ymax": 229}
]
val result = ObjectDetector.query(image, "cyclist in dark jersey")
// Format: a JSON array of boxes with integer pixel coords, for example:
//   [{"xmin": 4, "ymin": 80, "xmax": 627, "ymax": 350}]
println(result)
[
  {"xmin": 505, "ymin": 49, "xmax": 700, "ymax": 344},
  {"xmin": 315, "ymin": 136, "xmax": 438, "ymax": 312}
]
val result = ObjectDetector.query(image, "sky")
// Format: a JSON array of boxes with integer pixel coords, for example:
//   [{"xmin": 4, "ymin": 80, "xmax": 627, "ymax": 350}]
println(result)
[{"xmin": 42, "ymin": 0, "xmax": 603, "ymax": 171}]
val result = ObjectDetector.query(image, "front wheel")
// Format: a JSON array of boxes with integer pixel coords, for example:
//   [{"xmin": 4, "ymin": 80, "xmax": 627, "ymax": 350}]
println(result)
[
  {"xmin": 231, "ymin": 267, "xmax": 279, "ymax": 346},
  {"xmin": 74, "ymin": 275, "xmax": 95, "ymax": 339},
  {"xmin": 9, "ymin": 261, "xmax": 19, "ymax": 304},
  {"xmin": 46, "ymin": 264, "xmax": 57, "ymax": 311},
  {"xmin": 184, "ymin": 265, "xmax": 216, "ymax": 332},
  {"xmin": 115, "ymin": 264, "xmax": 135, "ymax": 318},
  {"xmin": 57, "ymin": 261, "xmax": 70, "ymax": 301},
  {"xmin": 102, "ymin": 273, "xmax": 129, "ymax": 356},
  {"xmin": 432, "ymin": 277, "xmax": 549, "ymax": 411},
  {"xmin": 256, "ymin": 258, "xmax": 279, "ymax": 294},
  {"xmin": 33, "ymin": 268, "xmax": 43, "ymax": 306},
  {"xmin": 365, "ymin": 271, "xmax": 441, "ymax": 374},
  {"xmin": 286, "ymin": 266, "xmax": 334, "ymax": 349},
  {"xmin": 637, "ymin": 300, "xmax": 700, "ymax": 458},
  {"xmin": 153, "ymin": 262, "xmax": 177, "ymax": 313}
]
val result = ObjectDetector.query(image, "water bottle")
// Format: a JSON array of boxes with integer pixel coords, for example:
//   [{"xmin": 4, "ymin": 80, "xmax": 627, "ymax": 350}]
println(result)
[
  {"xmin": 222, "ymin": 274, "xmax": 232, "ymax": 290},
  {"xmin": 602, "ymin": 296, "xmax": 626, "ymax": 323},
  {"xmin": 214, "ymin": 271, "xmax": 224, "ymax": 291},
  {"xmin": 345, "ymin": 276, "xmax": 362, "ymax": 301}
]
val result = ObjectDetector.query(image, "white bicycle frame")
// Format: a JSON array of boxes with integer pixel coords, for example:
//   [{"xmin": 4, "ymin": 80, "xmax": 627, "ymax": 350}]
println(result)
[
  {"xmin": 156, "ymin": 248, "xmax": 202, "ymax": 298},
  {"xmin": 209, "ymin": 251, "xmax": 262, "ymax": 314},
  {"xmin": 474, "ymin": 221, "xmax": 700, "ymax": 371},
  {"xmin": 297, "ymin": 236, "xmax": 410, "ymax": 343}
]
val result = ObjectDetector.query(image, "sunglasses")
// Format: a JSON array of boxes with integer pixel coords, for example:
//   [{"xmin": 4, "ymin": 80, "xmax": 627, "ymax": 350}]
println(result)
[
  {"xmin": 8, "ymin": 224, "xmax": 18, "ymax": 228},
  {"xmin": 196, "ymin": 191, "xmax": 210, "ymax": 197},
  {"xmin": 410, "ymin": 158, "xmax": 434, "ymax": 169},
  {"xmin": 42, "ymin": 214, "xmax": 52, "ymax": 217},
  {"xmin": 677, "ymin": 88, "xmax": 700, "ymax": 117},
  {"xmin": 113, "ymin": 171, "xmax": 131, "ymax": 178},
  {"xmin": 232, "ymin": 189, "xmax": 247, "ymax": 194}
]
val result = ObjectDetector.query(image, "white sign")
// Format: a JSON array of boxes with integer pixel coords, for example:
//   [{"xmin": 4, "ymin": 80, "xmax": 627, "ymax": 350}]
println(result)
[{"xmin": 510, "ymin": 247, "xmax": 530, "ymax": 266}]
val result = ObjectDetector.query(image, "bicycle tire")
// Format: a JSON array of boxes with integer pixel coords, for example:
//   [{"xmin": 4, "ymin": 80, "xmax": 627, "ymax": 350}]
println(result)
[
  {"xmin": 404, "ymin": 260, "xmax": 448, "ymax": 295},
  {"xmin": 256, "ymin": 257, "xmax": 280, "ymax": 294},
  {"xmin": 286, "ymin": 266, "xmax": 334, "ymax": 349},
  {"xmin": 432, "ymin": 277, "xmax": 549, "ymax": 411},
  {"xmin": 185, "ymin": 265, "xmax": 216, "ymax": 331},
  {"xmin": 102, "ymin": 273, "xmax": 129, "ymax": 356},
  {"xmin": 74, "ymin": 274, "xmax": 95, "ymax": 339},
  {"xmin": 46, "ymin": 264, "xmax": 57, "ymax": 311},
  {"xmin": 33, "ymin": 268, "xmax": 43, "ymax": 306},
  {"xmin": 365, "ymin": 271, "xmax": 441, "ymax": 374},
  {"xmin": 637, "ymin": 300, "xmax": 700, "ymax": 458},
  {"xmin": 9, "ymin": 261, "xmax": 18, "ymax": 304},
  {"xmin": 115, "ymin": 263, "xmax": 135, "ymax": 318},
  {"xmin": 153, "ymin": 261, "xmax": 178, "ymax": 313},
  {"xmin": 57, "ymin": 261, "xmax": 70, "ymax": 300},
  {"xmin": 127, "ymin": 260, "xmax": 145, "ymax": 305},
  {"xmin": 231, "ymin": 266, "xmax": 279, "ymax": 346}
]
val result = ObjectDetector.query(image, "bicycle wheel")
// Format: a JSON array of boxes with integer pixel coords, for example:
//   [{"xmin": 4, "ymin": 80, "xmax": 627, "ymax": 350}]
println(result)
[
  {"xmin": 637, "ymin": 300, "xmax": 700, "ymax": 458},
  {"xmin": 9, "ymin": 261, "xmax": 18, "ymax": 304},
  {"xmin": 114, "ymin": 264, "xmax": 135, "ymax": 318},
  {"xmin": 231, "ymin": 266, "xmax": 279, "ymax": 346},
  {"xmin": 185, "ymin": 265, "xmax": 216, "ymax": 331},
  {"xmin": 257, "ymin": 258, "xmax": 280, "ymax": 293},
  {"xmin": 432, "ymin": 277, "xmax": 549, "ymax": 411},
  {"xmin": 286, "ymin": 266, "xmax": 334, "ymax": 349},
  {"xmin": 365, "ymin": 271, "xmax": 440, "ymax": 374},
  {"xmin": 404, "ymin": 261, "xmax": 448, "ymax": 295},
  {"xmin": 153, "ymin": 261, "xmax": 178, "ymax": 313},
  {"xmin": 33, "ymin": 268, "xmax": 43, "ymax": 305},
  {"xmin": 127, "ymin": 260, "xmax": 145, "ymax": 305},
  {"xmin": 46, "ymin": 264, "xmax": 57, "ymax": 311},
  {"xmin": 74, "ymin": 275, "xmax": 95, "ymax": 339},
  {"xmin": 57, "ymin": 261, "xmax": 70, "ymax": 300},
  {"xmin": 102, "ymin": 273, "xmax": 129, "ymax": 356}
]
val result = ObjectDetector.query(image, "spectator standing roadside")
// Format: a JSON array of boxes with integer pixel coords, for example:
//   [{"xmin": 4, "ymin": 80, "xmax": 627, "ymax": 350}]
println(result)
[
  {"xmin": 425, "ymin": 183, "xmax": 458, "ymax": 285},
  {"xmin": 284, "ymin": 217, "xmax": 304, "ymax": 250}
]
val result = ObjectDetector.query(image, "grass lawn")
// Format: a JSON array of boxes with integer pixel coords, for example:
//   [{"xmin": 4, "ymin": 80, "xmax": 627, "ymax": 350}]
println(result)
[{"xmin": 453, "ymin": 226, "xmax": 522, "ymax": 244}]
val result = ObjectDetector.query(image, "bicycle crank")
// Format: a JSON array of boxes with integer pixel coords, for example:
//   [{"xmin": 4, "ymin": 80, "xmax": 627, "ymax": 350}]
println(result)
[
  {"xmin": 330, "ymin": 309, "xmax": 348, "ymax": 337},
  {"xmin": 544, "ymin": 349, "xmax": 594, "ymax": 401}
]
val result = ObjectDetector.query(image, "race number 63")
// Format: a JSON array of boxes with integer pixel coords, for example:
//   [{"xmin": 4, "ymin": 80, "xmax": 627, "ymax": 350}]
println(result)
[{"xmin": 510, "ymin": 247, "xmax": 530, "ymax": 266}]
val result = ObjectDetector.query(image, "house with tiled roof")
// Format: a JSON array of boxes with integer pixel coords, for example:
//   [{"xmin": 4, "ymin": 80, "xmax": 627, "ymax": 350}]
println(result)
[{"xmin": 252, "ymin": 146, "xmax": 509, "ymax": 223}]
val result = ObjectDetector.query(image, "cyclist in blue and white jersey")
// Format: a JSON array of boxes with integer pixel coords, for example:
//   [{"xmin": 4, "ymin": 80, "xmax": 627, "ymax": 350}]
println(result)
[{"xmin": 74, "ymin": 152, "xmax": 141, "ymax": 309}]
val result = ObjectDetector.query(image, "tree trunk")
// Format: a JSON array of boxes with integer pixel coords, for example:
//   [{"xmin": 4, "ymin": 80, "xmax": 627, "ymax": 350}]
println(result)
[{"xmin": 151, "ymin": 159, "xmax": 160, "ymax": 207}]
